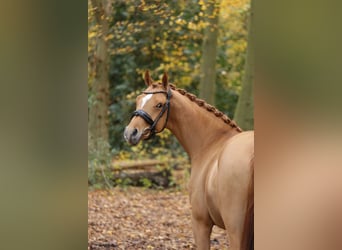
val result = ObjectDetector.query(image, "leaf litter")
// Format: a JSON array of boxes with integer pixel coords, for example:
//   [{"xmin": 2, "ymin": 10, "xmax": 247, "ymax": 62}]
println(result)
[{"xmin": 88, "ymin": 187, "xmax": 229, "ymax": 249}]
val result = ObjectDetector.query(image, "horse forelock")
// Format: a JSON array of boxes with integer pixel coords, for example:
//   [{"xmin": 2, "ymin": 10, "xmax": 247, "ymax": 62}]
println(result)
[
  {"xmin": 150, "ymin": 81, "xmax": 165, "ymax": 89},
  {"xmin": 169, "ymin": 84, "xmax": 242, "ymax": 132}
]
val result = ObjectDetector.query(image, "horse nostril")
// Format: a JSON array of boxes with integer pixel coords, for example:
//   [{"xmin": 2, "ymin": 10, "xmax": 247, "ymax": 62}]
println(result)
[{"xmin": 132, "ymin": 128, "xmax": 138, "ymax": 136}]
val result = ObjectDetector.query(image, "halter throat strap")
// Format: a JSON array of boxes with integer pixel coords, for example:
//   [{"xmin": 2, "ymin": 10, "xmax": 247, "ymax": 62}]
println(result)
[{"xmin": 131, "ymin": 88, "xmax": 172, "ymax": 139}]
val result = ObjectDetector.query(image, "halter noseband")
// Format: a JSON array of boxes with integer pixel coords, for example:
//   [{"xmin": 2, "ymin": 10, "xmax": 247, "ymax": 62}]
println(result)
[{"xmin": 131, "ymin": 88, "xmax": 172, "ymax": 140}]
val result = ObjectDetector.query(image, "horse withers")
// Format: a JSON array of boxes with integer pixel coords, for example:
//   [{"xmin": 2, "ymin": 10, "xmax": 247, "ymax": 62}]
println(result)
[{"xmin": 124, "ymin": 71, "xmax": 254, "ymax": 250}]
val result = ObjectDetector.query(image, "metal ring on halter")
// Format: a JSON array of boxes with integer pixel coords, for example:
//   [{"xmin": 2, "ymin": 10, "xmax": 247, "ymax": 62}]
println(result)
[{"xmin": 130, "ymin": 88, "xmax": 172, "ymax": 140}]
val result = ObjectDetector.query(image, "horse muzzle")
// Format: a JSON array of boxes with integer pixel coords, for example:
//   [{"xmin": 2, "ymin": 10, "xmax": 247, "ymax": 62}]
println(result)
[{"xmin": 124, "ymin": 126, "xmax": 144, "ymax": 145}]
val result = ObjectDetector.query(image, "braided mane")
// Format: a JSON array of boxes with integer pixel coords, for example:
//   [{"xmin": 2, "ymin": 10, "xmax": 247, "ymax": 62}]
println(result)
[{"xmin": 169, "ymin": 84, "xmax": 242, "ymax": 132}]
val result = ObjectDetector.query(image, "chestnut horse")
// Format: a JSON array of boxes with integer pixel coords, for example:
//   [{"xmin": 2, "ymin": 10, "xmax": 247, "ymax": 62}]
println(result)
[{"xmin": 124, "ymin": 71, "xmax": 254, "ymax": 250}]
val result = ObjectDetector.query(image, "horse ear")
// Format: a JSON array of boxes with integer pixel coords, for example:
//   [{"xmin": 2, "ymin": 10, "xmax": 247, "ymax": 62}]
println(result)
[
  {"xmin": 144, "ymin": 70, "xmax": 153, "ymax": 86},
  {"xmin": 162, "ymin": 72, "xmax": 168, "ymax": 89}
]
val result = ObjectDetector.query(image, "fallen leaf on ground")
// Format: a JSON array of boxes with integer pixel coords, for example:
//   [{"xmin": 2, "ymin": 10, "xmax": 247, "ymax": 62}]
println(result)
[{"xmin": 88, "ymin": 187, "xmax": 229, "ymax": 249}]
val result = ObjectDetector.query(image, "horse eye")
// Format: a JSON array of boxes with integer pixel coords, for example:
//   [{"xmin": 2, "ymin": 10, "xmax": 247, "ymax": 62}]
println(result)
[{"xmin": 156, "ymin": 103, "xmax": 163, "ymax": 108}]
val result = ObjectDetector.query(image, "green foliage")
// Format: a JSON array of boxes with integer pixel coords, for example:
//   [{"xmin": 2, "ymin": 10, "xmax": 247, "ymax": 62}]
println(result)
[
  {"xmin": 115, "ymin": 177, "xmax": 132, "ymax": 189},
  {"xmin": 139, "ymin": 177, "xmax": 152, "ymax": 189},
  {"xmin": 88, "ymin": 0, "xmax": 251, "ymax": 187}
]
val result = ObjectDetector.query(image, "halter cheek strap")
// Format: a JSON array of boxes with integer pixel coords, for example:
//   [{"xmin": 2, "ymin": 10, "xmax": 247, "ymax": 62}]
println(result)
[{"xmin": 130, "ymin": 88, "xmax": 172, "ymax": 140}]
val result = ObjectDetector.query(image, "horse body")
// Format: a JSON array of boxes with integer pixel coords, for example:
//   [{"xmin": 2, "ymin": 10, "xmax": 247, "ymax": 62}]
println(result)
[
  {"xmin": 124, "ymin": 71, "xmax": 254, "ymax": 250},
  {"xmin": 184, "ymin": 128, "xmax": 253, "ymax": 250}
]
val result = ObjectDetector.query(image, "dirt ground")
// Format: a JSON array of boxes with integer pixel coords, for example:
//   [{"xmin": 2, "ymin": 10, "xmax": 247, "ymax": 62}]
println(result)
[{"xmin": 88, "ymin": 187, "xmax": 229, "ymax": 249}]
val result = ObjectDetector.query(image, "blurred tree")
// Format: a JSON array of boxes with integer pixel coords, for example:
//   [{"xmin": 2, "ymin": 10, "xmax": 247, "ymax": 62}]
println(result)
[
  {"xmin": 199, "ymin": 0, "xmax": 220, "ymax": 105},
  {"xmin": 88, "ymin": 0, "xmax": 112, "ymax": 151},
  {"xmin": 216, "ymin": 0, "xmax": 250, "ymax": 118},
  {"xmin": 234, "ymin": 0, "xmax": 254, "ymax": 130}
]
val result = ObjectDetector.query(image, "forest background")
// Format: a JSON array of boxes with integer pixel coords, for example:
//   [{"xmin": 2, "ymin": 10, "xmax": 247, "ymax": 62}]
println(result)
[{"xmin": 88, "ymin": 0, "xmax": 253, "ymax": 187}]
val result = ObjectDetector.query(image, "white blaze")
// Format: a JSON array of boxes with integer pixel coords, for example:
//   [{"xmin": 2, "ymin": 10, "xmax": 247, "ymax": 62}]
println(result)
[{"xmin": 140, "ymin": 94, "xmax": 153, "ymax": 108}]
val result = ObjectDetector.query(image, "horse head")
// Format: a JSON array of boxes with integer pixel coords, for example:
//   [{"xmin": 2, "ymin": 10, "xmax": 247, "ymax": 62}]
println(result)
[{"xmin": 124, "ymin": 71, "xmax": 172, "ymax": 145}]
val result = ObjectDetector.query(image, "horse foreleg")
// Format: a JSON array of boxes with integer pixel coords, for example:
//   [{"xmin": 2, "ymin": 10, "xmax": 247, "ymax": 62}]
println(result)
[{"xmin": 191, "ymin": 214, "xmax": 213, "ymax": 250}]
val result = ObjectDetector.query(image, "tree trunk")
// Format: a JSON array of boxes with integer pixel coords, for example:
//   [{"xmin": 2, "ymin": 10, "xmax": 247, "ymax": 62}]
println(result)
[
  {"xmin": 234, "ymin": 0, "xmax": 254, "ymax": 130},
  {"xmin": 199, "ymin": 0, "xmax": 220, "ymax": 105},
  {"xmin": 89, "ymin": 0, "xmax": 111, "ymax": 150}
]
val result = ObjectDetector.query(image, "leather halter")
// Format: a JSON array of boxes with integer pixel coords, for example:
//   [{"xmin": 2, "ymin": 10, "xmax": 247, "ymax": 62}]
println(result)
[{"xmin": 131, "ymin": 88, "xmax": 172, "ymax": 140}]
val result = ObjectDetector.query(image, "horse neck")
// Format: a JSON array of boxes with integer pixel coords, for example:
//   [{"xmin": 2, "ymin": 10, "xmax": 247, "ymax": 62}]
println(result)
[{"xmin": 166, "ymin": 90, "xmax": 240, "ymax": 160}]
